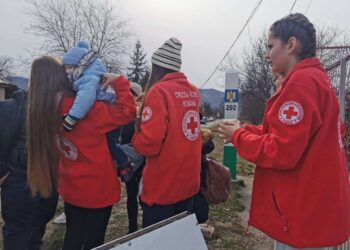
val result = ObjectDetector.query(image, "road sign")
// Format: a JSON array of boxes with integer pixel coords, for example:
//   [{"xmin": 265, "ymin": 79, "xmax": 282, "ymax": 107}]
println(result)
[
  {"xmin": 223, "ymin": 71, "xmax": 239, "ymax": 180},
  {"xmin": 224, "ymin": 72, "xmax": 239, "ymax": 120}
]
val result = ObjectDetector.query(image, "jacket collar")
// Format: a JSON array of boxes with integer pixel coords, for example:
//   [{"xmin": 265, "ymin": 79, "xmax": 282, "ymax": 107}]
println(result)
[
  {"xmin": 269, "ymin": 57, "xmax": 323, "ymax": 101},
  {"xmin": 282, "ymin": 57, "xmax": 323, "ymax": 88},
  {"xmin": 159, "ymin": 72, "xmax": 187, "ymax": 83}
]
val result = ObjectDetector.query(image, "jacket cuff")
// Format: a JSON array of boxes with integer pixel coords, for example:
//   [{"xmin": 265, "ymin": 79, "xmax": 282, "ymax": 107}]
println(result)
[
  {"xmin": 63, "ymin": 115, "xmax": 79, "ymax": 131},
  {"xmin": 231, "ymin": 128, "xmax": 243, "ymax": 145}
]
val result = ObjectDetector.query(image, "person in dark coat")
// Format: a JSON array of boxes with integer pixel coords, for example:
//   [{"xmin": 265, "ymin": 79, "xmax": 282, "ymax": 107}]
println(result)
[
  {"xmin": 0, "ymin": 90, "xmax": 58, "ymax": 250},
  {"xmin": 121, "ymin": 82, "xmax": 145, "ymax": 234}
]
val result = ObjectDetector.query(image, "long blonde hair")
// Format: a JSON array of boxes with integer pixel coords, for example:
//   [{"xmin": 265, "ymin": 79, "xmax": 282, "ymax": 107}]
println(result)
[{"xmin": 27, "ymin": 56, "xmax": 73, "ymax": 197}]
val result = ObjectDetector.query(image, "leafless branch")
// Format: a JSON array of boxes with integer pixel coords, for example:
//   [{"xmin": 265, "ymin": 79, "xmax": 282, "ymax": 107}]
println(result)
[{"xmin": 25, "ymin": 0, "xmax": 133, "ymax": 72}]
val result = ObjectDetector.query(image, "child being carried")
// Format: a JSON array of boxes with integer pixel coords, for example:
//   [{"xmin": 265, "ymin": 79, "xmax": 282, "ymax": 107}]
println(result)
[{"xmin": 62, "ymin": 40, "xmax": 143, "ymax": 182}]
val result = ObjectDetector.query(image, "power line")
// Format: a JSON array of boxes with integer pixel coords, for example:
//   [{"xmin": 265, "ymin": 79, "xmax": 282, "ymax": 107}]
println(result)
[
  {"xmin": 305, "ymin": 0, "xmax": 312, "ymax": 14},
  {"xmin": 199, "ymin": 0, "xmax": 264, "ymax": 89},
  {"xmin": 289, "ymin": 0, "xmax": 298, "ymax": 14}
]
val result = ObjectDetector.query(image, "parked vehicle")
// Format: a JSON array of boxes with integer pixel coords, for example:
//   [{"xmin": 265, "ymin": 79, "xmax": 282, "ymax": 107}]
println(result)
[{"xmin": 200, "ymin": 116, "xmax": 208, "ymax": 124}]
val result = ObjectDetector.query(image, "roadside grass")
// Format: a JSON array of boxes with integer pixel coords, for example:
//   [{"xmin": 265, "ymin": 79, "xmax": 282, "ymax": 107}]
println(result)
[{"xmin": 1, "ymin": 123, "xmax": 257, "ymax": 249}]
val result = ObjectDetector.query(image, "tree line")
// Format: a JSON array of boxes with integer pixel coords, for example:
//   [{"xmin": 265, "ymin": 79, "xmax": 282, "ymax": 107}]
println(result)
[{"xmin": 1, "ymin": 0, "xmax": 149, "ymax": 90}]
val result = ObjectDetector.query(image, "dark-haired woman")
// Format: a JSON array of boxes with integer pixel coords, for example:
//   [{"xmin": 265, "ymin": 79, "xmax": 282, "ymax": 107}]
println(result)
[
  {"xmin": 132, "ymin": 38, "xmax": 202, "ymax": 228},
  {"xmin": 219, "ymin": 13, "xmax": 350, "ymax": 249},
  {"xmin": 27, "ymin": 56, "xmax": 136, "ymax": 249}
]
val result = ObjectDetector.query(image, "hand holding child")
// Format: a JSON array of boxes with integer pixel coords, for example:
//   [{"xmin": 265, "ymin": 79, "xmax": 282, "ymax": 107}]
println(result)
[{"xmin": 101, "ymin": 73, "xmax": 121, "ymax": 90}]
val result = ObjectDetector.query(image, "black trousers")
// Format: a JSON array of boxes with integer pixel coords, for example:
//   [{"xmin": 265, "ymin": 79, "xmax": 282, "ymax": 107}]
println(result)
[
  {"xmin": 1, "ymin": 172, "xmax": 58, "ymax": 250},
  {"xmin": 125, "ymin": 165, "xmax": 143, "ymax": 233},
  {"xmin": 193, "ymin": 192, "xmax": 209, "ymax": 224},
  {"xmin": 63, "ymin": 202, "xmax": 112, "ymax": 250},
  {"xmin": 141, "ymin": 196, "xmax": 194, "ymax": 228}
]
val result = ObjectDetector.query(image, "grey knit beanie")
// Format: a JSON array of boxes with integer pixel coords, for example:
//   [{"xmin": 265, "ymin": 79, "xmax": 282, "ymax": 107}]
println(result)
[{"xmin": 151, "ymin": 37, "xmax": 182, "ymax": 71}]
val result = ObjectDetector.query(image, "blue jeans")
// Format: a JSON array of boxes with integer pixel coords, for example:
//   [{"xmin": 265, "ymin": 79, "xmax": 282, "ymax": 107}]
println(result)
[{"xmin": 1, "ymin": 172, "xmax": 58, "ymax": 250}]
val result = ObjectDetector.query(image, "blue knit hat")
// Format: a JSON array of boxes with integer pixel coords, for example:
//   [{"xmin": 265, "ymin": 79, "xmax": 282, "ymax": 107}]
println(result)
[{"xmin": 62, "ymin": 40, "xmax": 90, "ymax": 66}]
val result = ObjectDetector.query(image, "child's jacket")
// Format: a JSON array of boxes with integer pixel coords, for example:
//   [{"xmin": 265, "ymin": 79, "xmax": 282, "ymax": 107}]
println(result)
[{"xmin": 69, "ymin": 59, "xmax": 115, "ymax": 120}]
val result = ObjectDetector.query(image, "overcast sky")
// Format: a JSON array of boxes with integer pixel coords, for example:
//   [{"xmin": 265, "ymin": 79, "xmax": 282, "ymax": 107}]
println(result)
[{"xmin": 1, "ymin": 0, "xmax": 349, "ymax": 89}]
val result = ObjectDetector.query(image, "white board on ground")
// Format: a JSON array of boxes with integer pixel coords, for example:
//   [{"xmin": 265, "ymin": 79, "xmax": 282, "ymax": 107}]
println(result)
[{"xmin": 93, "ymin": 213, "xmax": 207, "ymax": 250}]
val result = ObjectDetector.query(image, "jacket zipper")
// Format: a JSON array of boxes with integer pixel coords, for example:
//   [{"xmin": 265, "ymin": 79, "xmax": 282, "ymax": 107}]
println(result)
[{"xmin": 272, "ymin": 192, "xmax": 288, "ymax": 232}]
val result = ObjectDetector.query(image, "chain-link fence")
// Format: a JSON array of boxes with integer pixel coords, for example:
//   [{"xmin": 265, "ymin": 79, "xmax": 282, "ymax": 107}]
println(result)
[
  {"xmin": 325, "ymin": 55, "xmax": 350, "ymax": 250},
  {"xmin": 326, "ymin": 54, "xmax": 350, "ymax": 170}
]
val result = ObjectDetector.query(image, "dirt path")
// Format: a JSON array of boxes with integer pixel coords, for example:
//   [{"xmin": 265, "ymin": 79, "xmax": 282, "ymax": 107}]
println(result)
[{"xmin": 237, "ymin": 174, "xmax": 274, "ymax": 250}]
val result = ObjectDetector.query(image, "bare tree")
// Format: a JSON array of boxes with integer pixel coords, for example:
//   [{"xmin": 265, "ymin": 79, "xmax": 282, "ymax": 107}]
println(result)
[
  {"xmin": 316, "ymin": 26, "xmax": 350, "ymax": 85},
  {"xmin": 222, "ymin": 26, "xmax": 350, "ymax": 125},
  {"xmin": 220, "ymin": 32, "xmax": 274, "ymax": 124},
  {"xmin": 25, "ymin": 0, "xmax": 133, "ymax": 72},
  {"xmin": 0, "ymin": 55, "xmax": 14, "ymax": 78},
  {"xmin": 317, "ymin": 25, "xmax": 350, "ymax": 67}
]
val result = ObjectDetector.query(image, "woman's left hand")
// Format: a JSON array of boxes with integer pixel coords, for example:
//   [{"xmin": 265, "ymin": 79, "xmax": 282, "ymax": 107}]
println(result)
[
  {"xmin": 101, "ymin": 73, "xmax": 120, "ymax": 89},
  {"xmin": 218, "ymin": 121, "xmax": 242, "ymax": 143}
]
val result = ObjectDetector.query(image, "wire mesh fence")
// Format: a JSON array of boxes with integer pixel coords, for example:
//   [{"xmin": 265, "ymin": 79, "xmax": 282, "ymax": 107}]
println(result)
[
  {"xmin": 325, "ymin": 55, "xmax": 350, "ymax": 250},
  {"xmin": 325, "ymin": 54, "xmax": 350, "ymax": 170}
]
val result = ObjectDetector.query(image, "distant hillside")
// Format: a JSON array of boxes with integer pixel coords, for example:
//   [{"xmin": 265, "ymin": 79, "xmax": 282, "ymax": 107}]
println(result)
[
  {"xmin": 199, "ymin": 88, "xmax": 224, "ymax": 108},
  {"xmin": 7, "ymin": 76, "xmax": 28, "ymax": 90},
  {"xmin": 4, "ymin": 78, "xmax": 225, "ymax": 109}
]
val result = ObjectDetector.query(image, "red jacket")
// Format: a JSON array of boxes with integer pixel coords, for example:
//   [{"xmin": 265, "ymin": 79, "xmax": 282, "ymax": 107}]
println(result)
[
  {"xmin": 57, "ymin": 76, "xmax": 136, "ymax": 208},
  {"xmin": 232, "ymin": 58, "xmax": 350, "ymax": 247},
  {"xmin": 132, "ymin": 72, "xmax": 201, "ymax": 205}
]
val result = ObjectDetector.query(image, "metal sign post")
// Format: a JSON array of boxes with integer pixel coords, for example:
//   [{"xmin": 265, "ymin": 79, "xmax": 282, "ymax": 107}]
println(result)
[{"xmin": 223, "ymin": 71, "xmax": 239, "ymax": 180}]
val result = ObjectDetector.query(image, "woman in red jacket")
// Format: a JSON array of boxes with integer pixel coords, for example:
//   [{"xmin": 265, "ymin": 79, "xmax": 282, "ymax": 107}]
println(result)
[
  {"xmin": 132, "ymin": 37, "xmax": 201, "ymax": 228},
  {"xmin": 219, "ymin": 13, "xmax": 350, "ymax": 249},
  {"xmin": 27, "ymin": 56, "xmax": 136, "ymax": 249}
]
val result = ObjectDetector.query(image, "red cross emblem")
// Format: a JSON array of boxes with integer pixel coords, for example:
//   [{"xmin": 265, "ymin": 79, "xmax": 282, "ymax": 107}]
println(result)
[
  {"xmin": 141, "ymin": 107, "xmax": 152, "ymax": 122},
  {"xmin": 55, "ymin": 135, "xmax": 78, "ymax": 160},
  {"xmin": 278, "ymin": 101, "xmax": 304, "ymax": 125},
  {"xmin": 187, "ymin": 116, "xmax": 198, "ymax": 134},
  {"xmin": 283, "ymin": 106, "xmax": 298, "ymax": 119},
  {"xmin": 182, "ymin": 110, "xmax": 200, "ymax": 141},
  {"xmin": 142, "ymin": 110, "xmax": 149, "ymax": 119}
]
